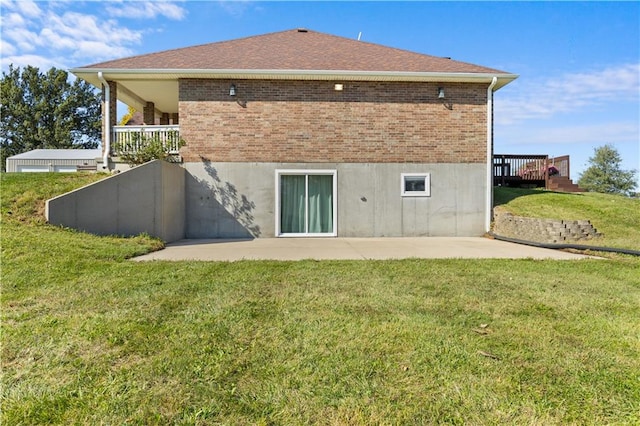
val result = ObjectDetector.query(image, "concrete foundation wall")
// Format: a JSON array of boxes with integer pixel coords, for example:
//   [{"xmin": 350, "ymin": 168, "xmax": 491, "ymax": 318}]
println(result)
[
  {"xmin": 185, "ymin": 161, "xmax": 487, "ymax": 238},
  {"xmin": 46, "ymin": 160, "xmax": 185, "ymax": 242}
]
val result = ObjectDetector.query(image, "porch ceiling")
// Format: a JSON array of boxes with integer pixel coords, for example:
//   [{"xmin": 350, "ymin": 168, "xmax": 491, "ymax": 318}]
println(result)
[
  {"xmin": 117, "ymin": 80, "xmax": 179, "ymax": 114},
  {"xmin": 75, "ymin": 71, "xmax": 179, "ymax": 114}
]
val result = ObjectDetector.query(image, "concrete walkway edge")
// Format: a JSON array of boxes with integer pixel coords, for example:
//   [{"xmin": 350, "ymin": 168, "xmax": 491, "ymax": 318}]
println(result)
[{"xmin": 133, "ymin": 237, "xmax": 598, "ymax": 261}]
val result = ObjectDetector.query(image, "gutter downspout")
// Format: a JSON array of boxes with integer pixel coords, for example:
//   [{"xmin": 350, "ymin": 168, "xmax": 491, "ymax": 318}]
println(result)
[
  {"xmin": 97, "ymin": 72, "xmax": 110, "ymax": 170},
  {"xmin": 485, "ymin": 76, "xmax": 498, "ymax": 233}
]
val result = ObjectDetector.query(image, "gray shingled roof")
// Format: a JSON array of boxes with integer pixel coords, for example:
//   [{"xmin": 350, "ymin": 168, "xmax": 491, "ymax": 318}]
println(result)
[{"xmin": 72, "ymin": 29, "xmax": 517, "ymax": 114}]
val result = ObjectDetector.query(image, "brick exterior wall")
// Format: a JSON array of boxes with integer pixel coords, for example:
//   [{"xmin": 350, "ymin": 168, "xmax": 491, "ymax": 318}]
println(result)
[{"xmin": 179, "ymin": 79, "xmax": 488, "ymax": 163}]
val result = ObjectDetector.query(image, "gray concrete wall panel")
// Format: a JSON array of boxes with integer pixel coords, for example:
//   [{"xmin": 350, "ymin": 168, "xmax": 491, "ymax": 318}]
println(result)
[
  {"xmin": 161, "ymin": 161, "xmax": 187, "ymax": 243},
  {"xmin": 46, "ymin": 160, "xmax": 185, "ymax": 242},
  {"xmin": 185, "ymin": 161, "xmax": 269, "ymax": 238},
  {"xmin": 183, "ymin": 162, "xmax": 487, "ymax": 238},
  {"xmin": 337, "ymin": 164, "xmax": 376, "ymax": 236}
]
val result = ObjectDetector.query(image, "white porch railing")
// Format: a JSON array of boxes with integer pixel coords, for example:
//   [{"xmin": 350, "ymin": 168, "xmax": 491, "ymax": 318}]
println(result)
[{"xmin": 112, "ymin": 125, "xmax": 181, "ymax": 155}]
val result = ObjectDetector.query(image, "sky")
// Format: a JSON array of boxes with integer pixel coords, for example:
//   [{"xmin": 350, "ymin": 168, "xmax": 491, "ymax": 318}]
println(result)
[{"xmin": 1, "ymin": 0, "xmax": 638, "ymax": 185}]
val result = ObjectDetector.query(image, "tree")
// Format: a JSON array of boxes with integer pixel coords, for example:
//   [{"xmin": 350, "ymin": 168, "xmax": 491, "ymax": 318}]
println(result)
[
  {"xmin": 119, "ymin": 105, "xmax": 136, "ymax": 125},
  {"xmin": 578, "ymin": 144, "xmax": 638, "ymax": 196},
  {"xmin": 1, "ymin": 65, "xmax": 101, "ymax": 169}
]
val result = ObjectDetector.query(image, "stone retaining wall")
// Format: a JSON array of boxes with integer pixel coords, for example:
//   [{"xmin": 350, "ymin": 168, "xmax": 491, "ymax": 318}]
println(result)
[{"xmin": 493, "ymin": 211, "xmax": 602, "ymax": 244}]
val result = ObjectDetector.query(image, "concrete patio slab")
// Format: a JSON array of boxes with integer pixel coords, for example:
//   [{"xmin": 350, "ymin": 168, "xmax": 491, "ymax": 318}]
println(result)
[{"xmin": 133, "ymin": 237, "xmax": 597, "ymax": 261}]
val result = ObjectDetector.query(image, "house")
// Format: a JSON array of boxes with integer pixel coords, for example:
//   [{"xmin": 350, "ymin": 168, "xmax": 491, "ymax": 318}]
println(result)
[
  {"xmin": 64, "ymin": 29, "xmax": 517, "ymax": 239},
  {"xmin": 6, "ymin": 149, "xmax": 102, "ymax": 172}
]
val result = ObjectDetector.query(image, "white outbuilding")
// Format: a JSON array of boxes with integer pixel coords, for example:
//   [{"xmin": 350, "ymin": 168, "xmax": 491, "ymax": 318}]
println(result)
[{"xmin": 5, "ymin": 149, "xmax": 102, "ymax": 173}]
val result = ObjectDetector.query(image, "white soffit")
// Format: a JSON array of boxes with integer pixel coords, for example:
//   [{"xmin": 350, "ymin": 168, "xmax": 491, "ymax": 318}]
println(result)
[
  {"xmin": 72, "ymin": 68, "xmax": 517, "ymax": 113},
  {"xmin": 73, "ymin": 68, "xmax": 517, "ymax": 87}
]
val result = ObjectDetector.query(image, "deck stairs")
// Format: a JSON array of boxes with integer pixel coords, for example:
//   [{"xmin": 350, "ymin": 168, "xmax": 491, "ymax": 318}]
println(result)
[{"xmin": 548, "ymin": 176, "xmax": 583, "ymax": 193}]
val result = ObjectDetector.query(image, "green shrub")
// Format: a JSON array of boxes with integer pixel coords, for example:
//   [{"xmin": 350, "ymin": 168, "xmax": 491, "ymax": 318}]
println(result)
[{"xmin": 119, "ymin": 131, "xmax": 185, "ymax": 166}]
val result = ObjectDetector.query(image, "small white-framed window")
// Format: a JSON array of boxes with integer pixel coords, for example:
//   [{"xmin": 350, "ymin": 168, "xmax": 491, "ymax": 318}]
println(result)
[{"xmin": 401, "ymin": 173, "xmax": 431, "ymax": 197}]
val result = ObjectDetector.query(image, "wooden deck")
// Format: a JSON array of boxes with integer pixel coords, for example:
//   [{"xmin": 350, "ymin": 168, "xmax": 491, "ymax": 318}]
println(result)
[{"xmin": 493, "ymin": 154, "xmax": 581, "ymax": 192}]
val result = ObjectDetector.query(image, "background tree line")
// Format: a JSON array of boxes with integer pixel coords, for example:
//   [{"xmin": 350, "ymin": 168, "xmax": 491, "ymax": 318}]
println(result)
[{"xmin": 1, "ymin": 65, "xmax": 101, "ymax": 170}]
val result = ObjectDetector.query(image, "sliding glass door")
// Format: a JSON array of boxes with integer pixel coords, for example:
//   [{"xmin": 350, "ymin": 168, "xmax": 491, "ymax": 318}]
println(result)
[
  {"xmin": 277, "ymin": 170, "xmax": 337, "ymax": 236},
  {"xmin": 280, "ymin": 174, "xmax": 306, "ymax": 234}
]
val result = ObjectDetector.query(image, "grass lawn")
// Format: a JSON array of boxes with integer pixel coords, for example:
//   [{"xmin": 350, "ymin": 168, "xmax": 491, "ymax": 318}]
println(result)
[
  {"xmin": 494, "ymin": 186, "xmax": 640, "ymax": 251},
  {"xmin": 2, "ymin": 174, "xmax": 640, "ymax": 425}
]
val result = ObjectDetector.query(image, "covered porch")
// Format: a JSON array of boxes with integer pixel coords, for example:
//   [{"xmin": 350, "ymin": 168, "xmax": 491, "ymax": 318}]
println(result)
[{"xmin": 69, "ymin": 69, "xmax": 182, "ymax": 167}]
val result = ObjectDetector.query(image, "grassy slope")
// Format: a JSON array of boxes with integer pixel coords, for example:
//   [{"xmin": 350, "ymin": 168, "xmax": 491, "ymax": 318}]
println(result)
[
  {"xmin": 494, "ymin": 187, "xmax": 640, "ymax": 251},
  {"xmin": 2, "ymin": 174, "xmax": 639, "ymax": 425}
]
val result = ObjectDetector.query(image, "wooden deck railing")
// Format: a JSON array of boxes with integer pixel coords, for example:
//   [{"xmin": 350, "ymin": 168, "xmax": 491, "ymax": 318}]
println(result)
[
  {"xmin": 111, "ymin": 125, "xmax": 181, "ymax": 155},
  {"xmin": 549, "ymin": 155, "xmax": 570, "ymax": 178},
  {"xmin": 493, "ymin": 154, "xmax": 572, "ymax": 188}
]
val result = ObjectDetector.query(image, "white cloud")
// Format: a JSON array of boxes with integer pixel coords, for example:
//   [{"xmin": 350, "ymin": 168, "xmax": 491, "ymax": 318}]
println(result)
[
  {"xmin": 0, "ymin": 54, "xmax": 67, "ymax": 71},
  {"xmin": 3, "ymin": 11, "xmax": 27, "ymax": 27},
  {"xmin": 3, "ymin": 27, "xmax": 40, "ymax": 52},
  {"xmin": 498, "ymin": 121, "xmax": 640, "ymax": 146},
  {"xmin": 0, "ymin": 1, "xmax": 190, "ymax": 71},
  {"xmin": 217, "ymin": 0, "xmax": 254, "ymax": 16},
  {"xmin": 496, "ymin": 64, "xmax": 640, "ymax": 125},
  {"xmin": 0, "ymin": 39, "xmax": 17, "ymax": 56},
  {"xmin": 495, "ymin": 65, "xmax": 639, "ymax": 182},
  {"xmin": 74, "ymin": 40, "xmax": 137, "ymax": 62},
  {"xmin": 41, "ymin": 11, "xmax": 143, "ymax": 57},
  {"xmin": 14, "ymin": 0, "xmax": 42, "ymax": 18},
  {"xmin": 106, "ymin": 1, "xmax": 187, "ymax": 20}
]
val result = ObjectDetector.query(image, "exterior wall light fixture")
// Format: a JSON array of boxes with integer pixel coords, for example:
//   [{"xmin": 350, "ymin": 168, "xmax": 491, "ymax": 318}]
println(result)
[
  {"xmin": 438, "ymin": 86, "xmax": 452, "ymax": 110},
  {"xmin": 229, "ymin": 84, "xmax": 237, "ymax": 96},
  {"xmin": 334, "ymin": 83, "xmax": 344, "ymax": 91}
]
